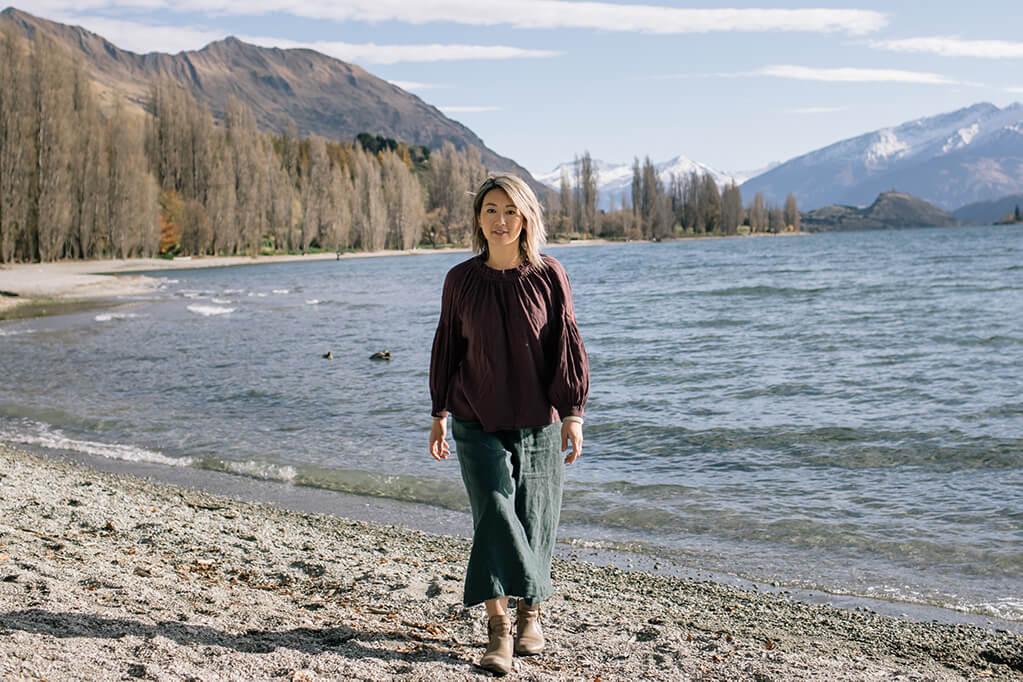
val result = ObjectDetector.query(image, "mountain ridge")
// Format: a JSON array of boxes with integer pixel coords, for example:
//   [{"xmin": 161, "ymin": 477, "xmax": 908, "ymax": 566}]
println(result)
[
  {"xmin": 0, "ymin": 7, "xmax": 535, "ymax": 183},
  {"xmin": 741, "ymin": 102, "xmax": 1023, "ymax": 211}
]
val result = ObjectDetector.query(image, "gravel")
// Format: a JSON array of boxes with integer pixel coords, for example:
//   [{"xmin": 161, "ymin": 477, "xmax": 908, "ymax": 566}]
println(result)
[{"xmin": 1, "ymin": 443, "xmax": 1020, "ymax": 681}]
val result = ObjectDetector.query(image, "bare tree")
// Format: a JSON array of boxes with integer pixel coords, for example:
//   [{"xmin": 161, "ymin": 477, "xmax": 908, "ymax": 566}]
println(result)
[
  {"xmin": 206, "ymin": 136, "xmax": 237, "ymax": 254},
  {"xmin": 351, "ymin": 145, "xmax": 386, "ymax": 251},
  {"xmin": 381, "ymin": 150, "xmax": 425, "ymax": 250},
  {"xmin": 30, "ymin": 37, "xmax": 75, "ymax": 262},
  {"xmin": 70, "ymin": 60, "xmax": 107, "ymax": 258},
  {"xmin": 697, "ymin": 173, "xmax": 721, "ymax": 234},
  {"xmin": 768, "ymin": 205, "xmax": 785, "ymax": 233},
  {"xmin": 749, "ymin": 192, "xmax": 767, "ymax": 233},
  {"xmin": 784, "ymin": 193, "xmax": 800, "ymax": 231},
  {"xmin": 720, "ymin": 181, "xmax": 744, "ymax": 236},
  {"xmin": 0, "ymin": 26, "xmax": 33, "ymax": 262},
  {"xmin": 108, "ymin": 103, "xmax": 159, "ymax": 257},
  {"xmin": 578, "ymin": 151, "xmax": 598, "ymax": 236}
]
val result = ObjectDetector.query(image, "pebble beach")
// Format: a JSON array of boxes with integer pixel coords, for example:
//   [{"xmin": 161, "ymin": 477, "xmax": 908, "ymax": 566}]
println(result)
[{"xmin": 2, "ymin": 443, "xmax": 1021, "ymax": 681}]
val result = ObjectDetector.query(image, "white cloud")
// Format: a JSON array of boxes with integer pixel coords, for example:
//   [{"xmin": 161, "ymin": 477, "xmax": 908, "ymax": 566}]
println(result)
[
  {"xmin": 789, "ymin": 106, "xmax": 847, "ymax": 114},
  {"xmin": 1007, "ymin": 87, "xmax": 1023, "ymax": 94},
  {"xmin": 870, "ymin": 37, "xmax": 1023, "ymax": 58},
  {"xmin": 34, "ymin": 2, "xmax": 888, "ymax": 35},
  {"xmin": 47, "ymin": 14, "xmax": 560, "ymax": 63},
  {"xmin": 438, "ymin": 106, "xmax": 501, "ymax": 113},
  {"xmin": 757, "ymin": 65, "xmax": 968, "ymax": 85},
  {"xmin": 43, "ymin": 13, "xmax": 224, "ymax": 53},
  {"xmin": 239, "ymin": 37, "xmax": 561, "ymax": 64}
]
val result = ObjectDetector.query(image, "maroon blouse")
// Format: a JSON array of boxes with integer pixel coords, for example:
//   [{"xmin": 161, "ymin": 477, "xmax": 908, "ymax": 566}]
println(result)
[{"xmin": 430, "ymin": 254, "xmax": 589, "ymax": 432}]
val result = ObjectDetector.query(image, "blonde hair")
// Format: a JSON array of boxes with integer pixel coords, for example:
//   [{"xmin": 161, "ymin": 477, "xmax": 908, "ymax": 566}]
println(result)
[{"xmin": 471, "ymin": 175, "xmax": 547, "ymax": 267}]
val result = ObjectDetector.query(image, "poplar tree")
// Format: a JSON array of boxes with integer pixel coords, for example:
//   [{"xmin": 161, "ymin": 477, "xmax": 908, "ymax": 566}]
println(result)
[
  {"xmin": 749, "ymin": 192, "xmax": 767, "ymax": 233},
  {"xmin": 30, "ymin": 36, "xmax": 75, "ymax": 262},
  {"xmin": 697, "ymin": 173, "xmax": 721, "ymax": 234},
  {"xmin": 784, "ymin": 193, "xmax": 800, "ymax": 231},
  {"xmin": 0, "ymin": 26, "xmax": 33, "ymax": 262},
  {"xmin": 720, "ymin": 181, "xmax": 744, "ymax": 235},
  {"xmin": 578, "ymin": 151, "xmax": 598, "ymax": 236}
]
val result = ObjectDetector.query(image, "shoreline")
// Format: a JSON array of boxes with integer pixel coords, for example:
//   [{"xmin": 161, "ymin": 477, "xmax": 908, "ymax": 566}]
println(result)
[
  {"xmin": 2, "ymin": 442, "xmax": 1021, "ymax": 680},
  {"xmin": 0, "ymin": 234, "xmax": 766, "ymax": 319}
]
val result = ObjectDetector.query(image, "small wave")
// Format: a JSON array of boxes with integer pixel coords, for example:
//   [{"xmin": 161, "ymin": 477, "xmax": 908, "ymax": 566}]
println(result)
[
  {"xmin": 305, "ymin": 299, "xmax": 322, "ymax": 305},
  {"xmin": 954, "ymin": 597, "xmax": 1023, "ymax": 622},
  {"xmin": 95, "ymin": 312, "xmax": 140, "ymax": 322},
  {"xmin": 210, "ymin": 298, "xmax": 233, "ymax": 304},
  {"xmin": 247, "ymin": 292, "xmax": 268, "ymax": 298},
  {"xmin": 706, "ymin": 285, "xmax": 830, "ymax": 297},
  {"xmin": 217, "ymin": 459, "xmax": 298, "ymax": 482},
  {"xmin": 272, "ymin": 289, "xmax": 289, "ymax": 295},
  {"xmin": 187, "ymin": 304, "xmax": 235, "ymax": 317},
  {"xmin": 0, "ymin": 421, "xmax": 192, "ymax": 467},
  {"xmin": 0, "ymin": 327, "xmax": 34, "ymax": 336}
]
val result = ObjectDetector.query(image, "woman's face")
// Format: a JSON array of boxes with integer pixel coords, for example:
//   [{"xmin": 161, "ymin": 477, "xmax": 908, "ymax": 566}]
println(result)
[{"xmin": 479, "ymin": 187, "xmax": 525, "ymax": 251}]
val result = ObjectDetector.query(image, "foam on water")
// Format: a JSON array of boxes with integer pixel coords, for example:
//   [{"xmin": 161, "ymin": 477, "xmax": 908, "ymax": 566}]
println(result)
[
  {"xmin": 272, "ymin": 289, "xmax": 289, "ymax": 295},
  {"xmin": 95, "ymin": 312, "xmax": 141, "ymax": 322},
  {"xmin": 216, "ymin": 458, "xmax": 298, "ymax": 482},
  {"xmin": 187, "ymin": 304, "xmax": 235, "ymax": 316},
  {"xmin": 305, "ymin": 299, "xmax": 322, "ymax": 305},
  {"xmin": 0, "ymin": 420, "xmax": 192, "ymax": 467},
  {"xmin": 0, "ymin": 327, "xmax": 35, "ymax": 336},
  {"xmin": 210, "ymin": 298, "xmax": 233, "ymax": 304}
]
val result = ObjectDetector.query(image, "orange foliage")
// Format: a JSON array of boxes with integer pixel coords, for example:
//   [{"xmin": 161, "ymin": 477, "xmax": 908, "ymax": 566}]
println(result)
[{"xmin": 159, "ymin": 189, "xmax": 184, "ymax": 254}]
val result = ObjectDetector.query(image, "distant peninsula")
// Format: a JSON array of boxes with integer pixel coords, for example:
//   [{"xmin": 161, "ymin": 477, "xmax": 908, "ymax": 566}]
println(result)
[{"xmin": 800, "ymin": 191, "xmax": 961, "ymax": 232}]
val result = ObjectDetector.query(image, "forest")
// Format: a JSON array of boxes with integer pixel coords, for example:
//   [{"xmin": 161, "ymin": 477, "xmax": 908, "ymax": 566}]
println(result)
[{"xmin": 0, "ymin": 27, "xmax": 799, "ymax": 264}]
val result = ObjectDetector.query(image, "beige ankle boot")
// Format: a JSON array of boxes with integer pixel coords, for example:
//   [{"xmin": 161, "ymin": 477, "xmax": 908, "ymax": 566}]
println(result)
[
  {"xmin": 479, "ymin": 613, "xmax": 513, "ymax": 675},
  {"xmin": 514, "ymin": 601, "xmax": 544, "ymax": 655}
]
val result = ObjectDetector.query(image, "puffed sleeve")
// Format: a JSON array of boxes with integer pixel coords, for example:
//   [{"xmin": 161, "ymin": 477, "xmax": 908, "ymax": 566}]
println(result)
[
  {"xmin": 545, "ymin": 259, "xmax": 589, "ymax": 420},
  {"xmin": 429, "ymin": 268, "xmax": 466, "ymax": 419}
]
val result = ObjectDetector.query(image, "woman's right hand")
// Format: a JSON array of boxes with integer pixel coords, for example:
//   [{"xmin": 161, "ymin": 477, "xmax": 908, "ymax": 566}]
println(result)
[{"xmin": 430, "ymin": 417, "xmax": 450, "ymax": 460}]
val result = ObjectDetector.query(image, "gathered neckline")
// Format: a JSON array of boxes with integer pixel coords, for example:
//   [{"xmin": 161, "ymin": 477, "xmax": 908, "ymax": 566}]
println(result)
[{"xmin": 472, "ymin": 254, "xmax": 540, "ymax": 280}]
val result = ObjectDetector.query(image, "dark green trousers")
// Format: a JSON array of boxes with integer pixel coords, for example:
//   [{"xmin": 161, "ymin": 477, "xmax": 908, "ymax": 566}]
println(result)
[{"xmin": 452, "ymin": 418, "xmax": 565, "ymax": 607}]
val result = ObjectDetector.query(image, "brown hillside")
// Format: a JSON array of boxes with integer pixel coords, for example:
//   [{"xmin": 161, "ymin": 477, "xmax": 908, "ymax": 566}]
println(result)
[
  {"xmin": 0, "ymin": 7, "xmax": 535, "ymax": 182},
  {"xmin": 801, "ymin": 191, "xmax": 962, "ymax": 231}
]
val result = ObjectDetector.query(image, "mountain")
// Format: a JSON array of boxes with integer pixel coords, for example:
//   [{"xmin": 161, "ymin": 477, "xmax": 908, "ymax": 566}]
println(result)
[
  {"xmin": 953, "ymin": 193, "xmax": 1023, "ymax": 225},
  {"xmin": 801, "ymin": 191, "xmax": 961, "ymax": 232},
  {"xmin": 741, "ymin": 102, "xmax": 1023, "ymax": 211},
  {"xmin": 535, "ymin": 156, "xmax": 739, "ymax": 211},
  {"xmin": 0, "ymin": 7, "xmax": 533, "ymax": 181}
]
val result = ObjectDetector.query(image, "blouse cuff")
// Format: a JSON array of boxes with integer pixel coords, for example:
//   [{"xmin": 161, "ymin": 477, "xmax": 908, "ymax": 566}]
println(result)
[
  {"xmin": 558, "ymin": 405, "xmax": 585, "ymax": 421},
  {"xmin": 562, "ymin": 416, "xmax": 584, "ymax": 425}
]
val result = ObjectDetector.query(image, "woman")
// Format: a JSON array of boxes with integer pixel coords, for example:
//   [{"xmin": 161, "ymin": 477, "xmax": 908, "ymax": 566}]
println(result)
[{"xmin": 429, "ymin": 175, "xmax": 589, "ymax": 676}]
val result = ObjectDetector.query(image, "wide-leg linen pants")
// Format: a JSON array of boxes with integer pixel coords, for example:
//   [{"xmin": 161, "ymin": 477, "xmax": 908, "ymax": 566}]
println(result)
[{"xmin": 452, "ymin": 418, "xmax": 565, "ymax": 607}]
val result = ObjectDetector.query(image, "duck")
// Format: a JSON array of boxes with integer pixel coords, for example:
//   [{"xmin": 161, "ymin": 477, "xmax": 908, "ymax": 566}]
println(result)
[
  {"xmin": 369, "ymin": 350, "xmax": 391, "ymax": 361},
  {"xmin": 323, "ymin": 351, "xmax": 333, "ymax": 360}
]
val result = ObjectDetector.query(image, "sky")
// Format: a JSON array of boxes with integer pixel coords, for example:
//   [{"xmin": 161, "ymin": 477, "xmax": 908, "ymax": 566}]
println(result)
[{"xmin": 22, "ymin": 1, "xmax": 1023, "ymax": 177}]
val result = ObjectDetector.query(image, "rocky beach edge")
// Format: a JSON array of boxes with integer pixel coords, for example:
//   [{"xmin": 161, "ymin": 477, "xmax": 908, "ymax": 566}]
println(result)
[{"xmin": 1, "ymin": 443, "xmax": 1020, "ymax": 681}]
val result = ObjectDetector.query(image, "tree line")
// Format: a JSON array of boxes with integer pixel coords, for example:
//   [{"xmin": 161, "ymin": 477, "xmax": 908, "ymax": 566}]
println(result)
[
  {"xmin": 0, "ymin": 28, "xmax": 487, "ymax": 263},
  {"xmin": 544, "ymin": 152, "xmax": 800, "ymax": 240}
]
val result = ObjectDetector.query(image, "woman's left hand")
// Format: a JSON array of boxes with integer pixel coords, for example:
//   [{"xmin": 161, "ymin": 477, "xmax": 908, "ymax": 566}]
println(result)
[{"xmin": 561, "ymin": 420, "xmax": 583, "ymax": 464}]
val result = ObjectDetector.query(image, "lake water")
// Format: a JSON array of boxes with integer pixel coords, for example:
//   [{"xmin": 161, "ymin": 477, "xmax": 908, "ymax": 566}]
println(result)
[{"xmin": 2, "ymin": 226, "xmax": 1021, "ymax": 623}]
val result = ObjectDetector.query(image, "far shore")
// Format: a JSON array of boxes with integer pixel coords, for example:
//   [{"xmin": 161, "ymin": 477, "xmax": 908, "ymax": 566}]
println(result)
[{"xmin": 0, "ymin": 236, "xmax": 725, "ymax": 319}]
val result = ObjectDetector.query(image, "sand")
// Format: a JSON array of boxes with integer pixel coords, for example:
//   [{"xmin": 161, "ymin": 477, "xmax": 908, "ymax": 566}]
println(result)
[{"xmin": 1, "ymin": 443, "xmax": 1020, "ymax": 681}]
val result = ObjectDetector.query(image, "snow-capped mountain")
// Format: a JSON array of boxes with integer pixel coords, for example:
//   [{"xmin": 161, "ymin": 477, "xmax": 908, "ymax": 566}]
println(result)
[
  {"xmin": 535, "ymin": 156, "xmax": 740, "ymax": 211},
  {"xmin": 740, "ymin": 102, "xmax": 1023, "ymax": 210}
]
